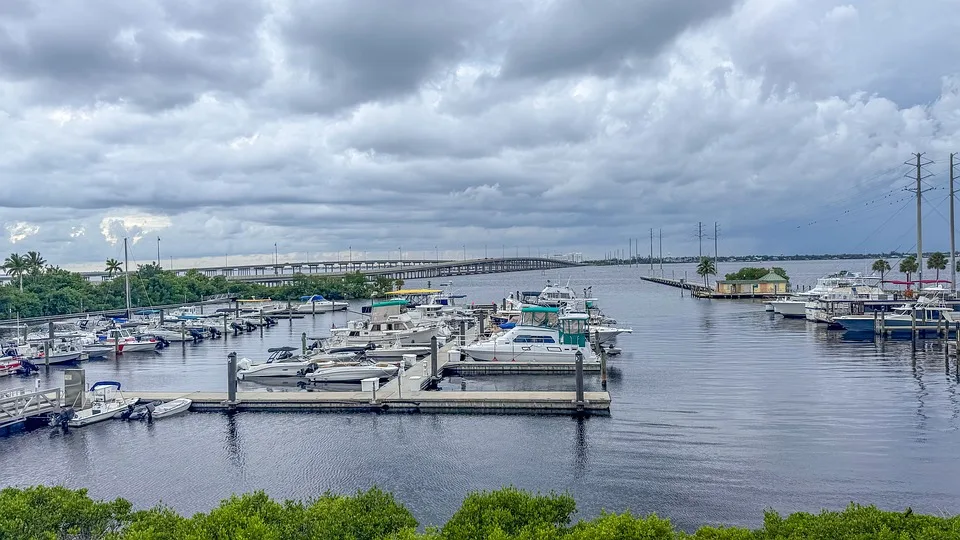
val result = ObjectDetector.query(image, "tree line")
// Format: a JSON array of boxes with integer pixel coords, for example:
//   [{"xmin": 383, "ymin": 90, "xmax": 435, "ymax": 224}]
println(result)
[
  {"xmin": 2, "ymin": 485, "xmax": 957, "ymax": 539},
  {"xmin": 872, "ymin": 252, "xmax": 956, "ymax": 284},
  {"xmin": 0, "ymin": 252, "xmax": 403, "ymax": 319}
]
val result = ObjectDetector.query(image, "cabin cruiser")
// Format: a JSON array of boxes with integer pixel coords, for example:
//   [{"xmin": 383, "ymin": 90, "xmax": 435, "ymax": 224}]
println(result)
[
  {"xmin": 834, "ymin": 291, "xmax": 957, "ymax": 333},
  {"xmin": 458, "ymin": 306, "xmax": 597, "ymax": 363},
  {"xmin": 329, "ymin": 300, "xmax": 440, "ymax": 347},
  {"xmin": 295, "ymin": 295, "xmax": 349, "ymax": 312},
  {"xmin": 236, "ymin": 346, "xmax": 356, "ymax": 379},
  {"xmin": 27, "ymin": 341, "xmax": 83, "ymax": 365}
]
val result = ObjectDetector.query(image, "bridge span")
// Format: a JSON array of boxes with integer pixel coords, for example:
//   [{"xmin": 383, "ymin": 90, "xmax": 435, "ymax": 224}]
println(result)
[{"xmin": 129, "ymin": 257, "xmax": 583, "ymax": 286}]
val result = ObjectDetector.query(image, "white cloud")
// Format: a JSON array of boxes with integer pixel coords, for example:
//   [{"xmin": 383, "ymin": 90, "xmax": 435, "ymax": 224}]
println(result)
[
  {"xmin": 5, "ymin": 222, "xmax": 40, "ymax": 244},
  {"xmin": 99, "ymin": 214, "xmax": 172, "ymax": 245}
]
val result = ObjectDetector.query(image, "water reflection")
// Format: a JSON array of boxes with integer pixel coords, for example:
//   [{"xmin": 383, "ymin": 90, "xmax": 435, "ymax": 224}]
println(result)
[
  {"xmin": 224, "ymin": 412, "xmax": 243, "ymax": 469},
  {"xmin": 573, "ymin": 417, "xmax": 588, "ymax": 481}
]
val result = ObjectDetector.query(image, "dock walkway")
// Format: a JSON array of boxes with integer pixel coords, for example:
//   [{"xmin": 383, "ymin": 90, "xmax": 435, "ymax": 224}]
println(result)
[{"xmin": 0, "ymin": 387, "xmax": 61, "ymax": 431}]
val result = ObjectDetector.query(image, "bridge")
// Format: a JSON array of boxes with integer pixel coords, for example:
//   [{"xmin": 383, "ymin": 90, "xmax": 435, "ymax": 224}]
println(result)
[{"xmin": 81, "ymin": 257, "xmax": 583, "ymax": 286}]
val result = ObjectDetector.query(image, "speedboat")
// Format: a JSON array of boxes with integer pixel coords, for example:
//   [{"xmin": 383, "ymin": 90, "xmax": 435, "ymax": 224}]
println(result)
[
  {"xmin": 0, "ymin": 357, "xmax": 21, "ymax": 377},
  {"xmin": 295, "ymin": 295, "xmax": 349, "ymax": 313},
  {"xmin": 459, "ymin": 307, "xmax": 597, "ymax": 363},
  {"xmin": 307, "ymin": 361, "xmax": 399, "ymax": 383},
  {"xmin": 236, "ymin": 346, "xmax": 332, "ymax": 379},
  {"xmin": 330, "ymin": 300, "xmax": 440, "ymax": 346},
  {"xmin": 64, "ymin": 381, "xmax": 139, "ymax": 427},
  {"xmin": 120, "ymin": 398, "xmax": 192, "ymax": 421}
]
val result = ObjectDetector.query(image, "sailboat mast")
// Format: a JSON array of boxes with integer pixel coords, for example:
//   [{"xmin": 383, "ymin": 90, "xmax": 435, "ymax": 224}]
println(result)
[
  {"xmin": 124, "ymin": 237, "xmax": 132, "ymax": 318},
  {"xmin": 951, "ymin": 153, "xmax": 956, "ymax": 293}
]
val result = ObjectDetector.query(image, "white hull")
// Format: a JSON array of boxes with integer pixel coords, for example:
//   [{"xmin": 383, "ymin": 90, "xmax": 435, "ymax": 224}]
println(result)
[
  {"xmin": 337, "ymin": 326, "xmax": 439, "ymax": 347},
  {"xmin": 308, "ymin": 364, "xmax": 399, "ymax": 383},
  {"xmin": 83, "ymin": 346, "xmax": 115, "ymax": 359},
  {"xmin": 460, "ymin": 344, "xmax": 594, "ymax": 363},
  {"xmin": 771, "ymin": 301, "xmax": 807, "ymax": 318},
  {"xmin": 296, "ymin": 301, "xmax": 348, "ymax": 313},
  {"xmin": 102, "ymin": 341, "xmax": 157, "ymax": 353},
  {"xmin": 238, "ymin": 360, "xmax": 326, "ymax": 379},
  {"xmin": 68, "ymin": 397, "xmax": 139, "ymax": 427},
  {"xmin": 588, "ymin": 326, "xmax": 631, "ymax": 344},
  {"xmin": 152, "ymin": 398, "xmax": 192, "ymax": 419},
  {"xmin": 29, "ymin": 351, "xmax": 82, "ymax": 365},
  {"xmin": 365, "ymin": 346, "xmax": 430, "ymax": 360}
]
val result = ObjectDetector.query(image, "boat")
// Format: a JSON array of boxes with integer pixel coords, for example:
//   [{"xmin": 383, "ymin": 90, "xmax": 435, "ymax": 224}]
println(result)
[
  {"xmin": 330, "ymin": 300, "xmax": 440, "ymax": 347},
  {"xmin": 295, "ymin": 295, "xmax": 349, "ymax": 313},
  {"xmin": 306, "ymin": 361, "xmax": 399, "ymax": 383},
  {"xmin": 28, "ymin": 342, "xmax": 83, "ymax": 365},
  {"xmin": 121, "ymin": 398, "xmax": 192, "ymax": 421},
  {"xmin": 835, "ymin": 291, "xmax": 956, "ymax": 333},
  {"xmin": 65, "ymin": 381, "xmax": 139, "ymax": 427},
  {"xmin": 459, "ymin": 306, "xmax": 597, "ymax": 363},
  {"xmin": 236, "ymin": 347, "xmax": 337, "ymax": 379},
  {"xmin": 97, "ymin": 328, "xmax": 159, "ymax": 353},
  {"xmin": 0, "ymin": 357, "xmax": 21, "ymax": 377}
]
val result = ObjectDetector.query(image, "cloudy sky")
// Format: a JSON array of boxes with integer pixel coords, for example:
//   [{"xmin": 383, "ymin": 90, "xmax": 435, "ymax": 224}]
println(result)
[{"xmin": 2, "ymin": 0, "xmax": 960, "ymax": 269}]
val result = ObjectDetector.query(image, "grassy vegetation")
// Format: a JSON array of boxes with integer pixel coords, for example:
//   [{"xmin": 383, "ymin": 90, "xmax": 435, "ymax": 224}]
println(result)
[{"xmin": 2, "ymin": 485, "xmax": 957, "ymax": 539}]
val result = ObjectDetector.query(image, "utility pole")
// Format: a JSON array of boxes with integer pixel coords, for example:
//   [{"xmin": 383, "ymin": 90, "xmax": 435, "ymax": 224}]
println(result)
[
  {"xmin": 658, "ymin": 228, "xmax": 663, "ymax": 277},
  {"xmin": 649, "ymin": 228, "xmax": 653, "ymax": 273},
  {"xmin": 951, "ymin": 153, "xmax": 956, "ymax": 293},
  {"xmin": 695, "ymin": 221, "xmax": 704, "ymax": 260},
  {"xmin": 714, "ymin": 222, "xmax": 720, "ymax": 275},
  {"xmin": 123, "ymin": 237, "xmax": 131, "ymax": 319},
  {"xmin": 906, "ymin": 152, "xmax": 934, "ymax": 287},
  {"xmin": 157, "ymin": 236, "xmax": 161, "ymax": 268}
]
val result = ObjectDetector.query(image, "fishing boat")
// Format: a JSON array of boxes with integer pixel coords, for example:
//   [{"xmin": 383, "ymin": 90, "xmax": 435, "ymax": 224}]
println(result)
[
  {"xmin": 459, "ymin": 306, "xmax": 597, "ymax": 363},
  {"xmin": 0, "ymin": 357, "xmax": 21, "ymax": 377},
  {"xmin": 120, "ymin": 398, "xmax": 192, "ymax": 421},
  {"xmin": 65, "ymin": 381, "xmax": 139, "ymax": 427},
  {"xmin": 28, "ymin": 342, "xmax": 83, "ymax": 365},
  {"xmin": 834, "ymin": 290, "xmax": 956, "ymax": 333},
  {"xmin": 295, "ymin": 295, "xmax": 349, "ymax": 312}
]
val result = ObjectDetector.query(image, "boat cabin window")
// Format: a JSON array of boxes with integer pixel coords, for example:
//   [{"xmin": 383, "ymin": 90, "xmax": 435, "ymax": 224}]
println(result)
[{"xmin": 513, "ymin": 335, "xmax": 556, "ymax": 343}]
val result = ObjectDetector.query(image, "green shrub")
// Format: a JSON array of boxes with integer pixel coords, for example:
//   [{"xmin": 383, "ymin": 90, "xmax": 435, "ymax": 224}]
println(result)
[
  {"xmin": 441, "ymin": 487, "xmax": 576, "ymax": 539},
  {"xmin": 0, "ymin": 485, "xmax": 131, "ymax": 540}
]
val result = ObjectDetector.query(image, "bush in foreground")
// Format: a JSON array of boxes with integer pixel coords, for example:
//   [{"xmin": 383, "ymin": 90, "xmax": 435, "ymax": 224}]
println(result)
[{"xmin": 1, "ymin": 485, "xmax": 958, "ymax": 539}]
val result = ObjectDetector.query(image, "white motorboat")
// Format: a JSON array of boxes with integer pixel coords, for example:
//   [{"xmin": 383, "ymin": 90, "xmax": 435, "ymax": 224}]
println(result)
[
  {"xmin": 330, "ymin": 300, "xmax": 440, "ymax": 346},
  {"xmin": 237, "ymin": 347, "xmax": 336, "ymax": 379},
  {"xmin": 97, "ymin": 328, "xmax": 159, "ymax": 353},
  {"xmin": 121, "ymin": 398, "xmax": 192, "ymax": 421},
  {"xmin": 307, "ymin": 361, "xmax": 399, "ymax": 383},
  {"xmin": 295, "ymin": 295, "xmax": 349, "ymax": 313},
  {"xmin": 65, "ymin": 381, "xmax": 139, "ymax": 427},
  {"xmin": 460, "ymin": 307, "xmax": 597, "ymax": 363},
  {"xmin": 587, "ymin": 324, "xmax": 632, "ymax": 344},
  {"xmin": 82, "ymin": 344, "xmax": 116, "ymax": 359},
  {"xmin": 28, "ymin": 342, "xmax": 83, "ymax": 365},
  {"xmin": 364, "ymin": 344, "xmax": 431, "ymax": 361},
  {"xmin": 0, "ymin": 357, "xmax": 21, "ymax": 377},
  {"xmin": 25, "ymin": 322, "xmax": 95, "ymax": 342}
]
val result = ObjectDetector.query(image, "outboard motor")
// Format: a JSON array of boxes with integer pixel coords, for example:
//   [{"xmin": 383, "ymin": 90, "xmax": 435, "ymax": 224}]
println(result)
[
  {"xmin": 17, "ymin": 358, "xmax": 39, "ymax": 375},
  {"xmin": 208, "ymin": 327, "xmax": 222, "ymax": 339},
  {"xmin": 189, "ymin": 328, "xmax": 205, "ymax": 342},
  {"xmin": 52, "ymin": 407, "xmax": 75, "ymax": 430},
  {"xmin": 230, "ymin": 321, "xmax": 245, "ymax": 335},
  {"xmin": 244, "ymin": 321, "xmax": 256, "ymax": 332},
  {"xmin": 119, "ymin": 403, "xmax": 137, "ymax": 421},
  {"xmin": 143, "ymin": 401, "xmax": 156, "ymax": 423}
]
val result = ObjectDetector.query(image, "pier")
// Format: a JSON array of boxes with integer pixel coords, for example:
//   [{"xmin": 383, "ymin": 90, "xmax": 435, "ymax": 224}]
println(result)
[
  {"xmin": 0, "ymin": 387, "xmax": 61, "ymax": 432},
  {"xmin": 641, "ymin": 276, "xmax": 713, "ymax": 295}
]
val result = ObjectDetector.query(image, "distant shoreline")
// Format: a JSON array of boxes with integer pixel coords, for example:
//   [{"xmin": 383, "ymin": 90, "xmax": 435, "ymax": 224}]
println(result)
[{"xmin": 584, "ymin": 253, "xmax": 920, "ymax": 265}]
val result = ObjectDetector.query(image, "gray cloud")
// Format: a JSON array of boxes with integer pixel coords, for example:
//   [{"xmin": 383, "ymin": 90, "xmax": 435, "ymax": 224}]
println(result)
[{"xmin": 1, "ymin": 0, "xmax": 960, "ymax": 269}]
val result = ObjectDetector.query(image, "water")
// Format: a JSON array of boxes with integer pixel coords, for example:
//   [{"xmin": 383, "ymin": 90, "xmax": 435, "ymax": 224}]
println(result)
[{"xmin": 2, "ymin": 260, "xmax": 959, "ymax": 530}]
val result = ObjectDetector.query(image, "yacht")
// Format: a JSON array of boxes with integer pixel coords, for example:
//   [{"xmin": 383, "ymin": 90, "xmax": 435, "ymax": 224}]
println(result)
[
  {"xmin": 295, "ymin": 294, "xmax": 348, "ymax": 313},
  {"xmin": 835, "ymin": 291, "xmax": 956, "ymax": 333},
  {"xmin": 459, "ymin": 306, "xmax": 597, "ymax": 363},
  {"xmin": 329, "ymin": 300, "xmax": 440, "ymax": 347},
  {"xmin": 236, "ymin": 347, "xmax": 345, "ymax": 379}
]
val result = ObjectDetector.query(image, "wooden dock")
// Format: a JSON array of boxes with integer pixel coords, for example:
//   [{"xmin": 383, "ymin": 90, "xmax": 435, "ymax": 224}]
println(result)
[{"xmin": 641, "ymin": 276, "xmax": 713, "ymax": 295}]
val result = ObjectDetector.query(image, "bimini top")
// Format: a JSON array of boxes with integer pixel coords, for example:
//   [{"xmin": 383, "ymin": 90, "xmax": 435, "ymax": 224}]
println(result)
[
  {"xmin": 90, "ymin": 381, "xmax": 121, "ymax": 391},
  {"xmin": 372, "ymin": 299, "xmax": 409, "ymax": 308},
  {"xmin": 385, "ymin": 289, "xmax": 442, "ymax": 295},
  {"xmin": 300, "ymin": 295, "xmax": 327, "ymax": 302},
  {"xmin": 521, "ymin": 306, "xmax": 559, "ymax": 313}
]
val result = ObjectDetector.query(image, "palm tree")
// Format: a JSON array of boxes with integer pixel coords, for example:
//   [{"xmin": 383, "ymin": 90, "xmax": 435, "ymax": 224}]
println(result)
[
  {"xmin": 696, "ymin": 256, "xmax": 716, "ymax": 288},
  {"xmin": 871, "ymin": 259, "xmax": 891, "ymax": 283},
  {"xmin": 2, "ymin": 253, "xmax": 28, "ymax": 291},
  {"xmin": 927, "ymin": 251, "xmax": 948, "ymax": 281},
  {"xmin": 24, "ymin": 251, "xmax": 46, "ymax": 276},
  {"xmin": 105, "ymin": 258, "xmax": 122, "ymax": 276},
  {"xmin": 899, "ymin": 255, "xmax": 919, "ymax": 289}
]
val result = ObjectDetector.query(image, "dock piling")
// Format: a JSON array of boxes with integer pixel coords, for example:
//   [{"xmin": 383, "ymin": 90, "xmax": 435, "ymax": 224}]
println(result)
[
  {"xmin": 226, "ymin": 352, "xmax": 238, "ymax": 410},
  {"xmin": 600, "ymin": 347, "xmax": 607, "ymax": 389},
  {"xmin": 430, "ymin": 336, "xmax": 439, "ymax": 381},
  {"xmin": 160, "ymin": 309, "xmax": 165, "ymax": 325},
  {"xmin": 180, "ymin": 321, "xmax": 186, "ymax": 343},
  {"xmin": 301, "ymin": 332, "xmax": 307, "ymax": 355},
  {"xmin": 459, "ymin": 320, "xmax": 466, "ymax": 347},
  {"xmin": 911, "ymin": 308, "xmax": 917, "ymax": 350},
  {"xmin": 574, "ymin": 350, "xmax": 585, "ymax": 411}
]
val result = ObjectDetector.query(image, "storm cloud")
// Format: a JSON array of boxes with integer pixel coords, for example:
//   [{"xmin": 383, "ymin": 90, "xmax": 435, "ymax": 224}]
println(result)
[{"xmin": 1, "ymin": 0, "xmax": 960, "ymax": 269}]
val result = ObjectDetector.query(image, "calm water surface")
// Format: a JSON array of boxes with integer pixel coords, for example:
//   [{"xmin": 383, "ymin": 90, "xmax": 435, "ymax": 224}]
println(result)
[{"xmin": 1, "ymin": 260, "xmax": 959, "ymax": 530}]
